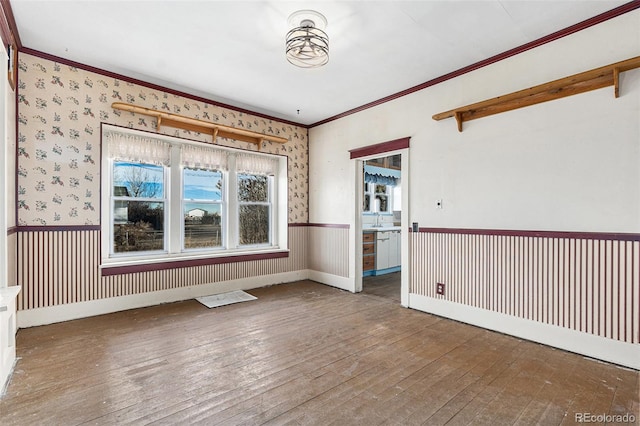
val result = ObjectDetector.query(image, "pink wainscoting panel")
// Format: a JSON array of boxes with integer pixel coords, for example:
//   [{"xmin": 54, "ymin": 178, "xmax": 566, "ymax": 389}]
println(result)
[
  {"xmin": 308, "ymin": 226, "xmax": 350, "ymax": 277},
  {"xmin": 410, "ymin": 229, "xmax": 639, "ymax": 344},
  {"xmin": 17, "ymin": 226, "xmax": 309, "ymax": 310},
  {"xmin": 16, "ymin": 223, "xmax": 351, "ymax": 311}
]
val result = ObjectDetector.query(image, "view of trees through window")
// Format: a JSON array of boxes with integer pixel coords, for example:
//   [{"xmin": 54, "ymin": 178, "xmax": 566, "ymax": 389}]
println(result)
[
  {"xmin": 111, "ymin": 162, "xmax": 273, "ymax": 254},
  {"xmin": 238, "ymin": 174, "xmax": 270, "ymax": 245},
  {"xmin": 112, "ymin": 162, "xmax": 165, "ymax": 253}
]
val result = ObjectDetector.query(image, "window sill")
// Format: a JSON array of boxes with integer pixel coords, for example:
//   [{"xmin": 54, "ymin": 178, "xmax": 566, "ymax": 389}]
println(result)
[{"xmin": 100, "ymin": 248, "xmax": 289, "ymax": 276}]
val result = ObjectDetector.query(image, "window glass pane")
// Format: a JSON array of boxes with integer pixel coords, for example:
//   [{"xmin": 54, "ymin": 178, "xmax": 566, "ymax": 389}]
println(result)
[
  {"xmin": 238, "ymin": 174, "xmax": 268, "ymax": 202},
  {"xmin": 183, "ymin": 168, "xmax": 222, "ymax": 201},
  {"xmin": 239, "ymin": 205, "xmax": 269, "ymax": 245},
  {"xmin": 113, "ymin": 201, "xmax": 164, "ymax": 252},
  {"xmin": 113, "ymin": 162, "xmax": 164, "ymax": 198},
  {"xmin": 375, "ymin": 194, "xmax": 388, "ymax": 212},
  {"xmin": 183, "ymin": 202, "xmax": 223, "ymax": 249}
]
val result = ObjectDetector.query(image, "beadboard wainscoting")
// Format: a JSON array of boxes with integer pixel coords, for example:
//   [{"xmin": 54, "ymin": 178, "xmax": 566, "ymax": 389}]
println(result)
[
  {"xmin": 409, "ymin": 228, "xmax": 640, "ymax": 368},
  {"xmin": 306, "ymin": 224, "xmax": 351, "ymax": 291},
  {"xmin": 16, "ymin": 223, "xmax": 352, "ymax": 327}
]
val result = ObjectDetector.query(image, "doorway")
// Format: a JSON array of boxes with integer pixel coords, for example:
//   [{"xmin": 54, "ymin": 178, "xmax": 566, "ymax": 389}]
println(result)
[
  {"xmin": 362, "ymin": 272, "xmax": 402, "ymax": 302},
  {"xmin": 354, "ymin": 147, "xmax": 409, "ymax": 306}
]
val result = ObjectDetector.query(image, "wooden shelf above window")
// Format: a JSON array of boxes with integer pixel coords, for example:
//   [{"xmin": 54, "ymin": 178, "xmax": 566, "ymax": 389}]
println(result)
[
  {"xmin": 111, "ymin": 102, "xmax": 288, "ymax": 149},
  {"xmin": 432, "ymin": 56, "xmax": 640, "ymax": 132}
]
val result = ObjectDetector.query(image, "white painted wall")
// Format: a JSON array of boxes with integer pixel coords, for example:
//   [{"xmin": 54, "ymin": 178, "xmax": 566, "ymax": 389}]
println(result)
[
  {"xmin": 310, "ymin": 11, "xmax": 639, "ymax": 240},
  {"xmin": 1, "ymin": 45, "xmax": 15, "ymax": 288},
  {"xmin": 309, "ymin": 12, "xmax": 639, "ymax": 315},
  {"xmin": 1, "ymin": 47, "xmax": 7, "ymax": 288},
  {"xmin": 0, "ymin": 45, "xmax": 19, "ymax": 393}
]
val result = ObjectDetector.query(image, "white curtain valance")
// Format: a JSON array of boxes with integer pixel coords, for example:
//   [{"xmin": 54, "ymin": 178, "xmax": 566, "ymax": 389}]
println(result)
[
  {"xmin": 105, "ymin": 131, "xmax": 171, "ymax": 166},
  {"xmin": 236, "ymin": 152, "xmax": 278, "ymax": 175},
  {"xmin": 181, "ymin": 144, "xmax": 229, "ymax": 171}
]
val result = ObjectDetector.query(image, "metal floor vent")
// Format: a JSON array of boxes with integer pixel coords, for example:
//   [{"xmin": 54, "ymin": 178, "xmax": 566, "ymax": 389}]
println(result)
[{"xmin": 196, "ymin": 290, "xmax": 257, "ymax": 309}]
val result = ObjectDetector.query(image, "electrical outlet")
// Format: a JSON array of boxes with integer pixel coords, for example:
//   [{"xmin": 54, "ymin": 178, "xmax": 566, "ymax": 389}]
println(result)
[{"xmin": 436, "ymin": 282, "xmax": 445, "ymax": 295}]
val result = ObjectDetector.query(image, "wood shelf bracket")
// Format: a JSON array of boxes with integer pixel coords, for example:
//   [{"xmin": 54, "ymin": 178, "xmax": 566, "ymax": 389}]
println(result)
[
  {"xmin": 111, "ymin": 102, "xmax": 289, "ymax": 148},
  {"xmin": 433, "ymin": 56, "xmax": 640, "ymax": 132},
  {"xmin": 454, "ymin": 111, "xmax": 463, "ymax": 132}
]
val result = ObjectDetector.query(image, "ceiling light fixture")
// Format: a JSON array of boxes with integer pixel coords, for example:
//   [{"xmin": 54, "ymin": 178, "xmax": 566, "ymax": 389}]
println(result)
[{"xmin": 286, "ymin": 10, "xmax": 329, "ymax": 68}]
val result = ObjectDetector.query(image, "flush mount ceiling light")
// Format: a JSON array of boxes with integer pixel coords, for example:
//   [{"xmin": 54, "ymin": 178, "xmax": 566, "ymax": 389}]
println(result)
[{"xmin": 286, "ymin": 10, "xmax": 329, "ymax": 68}]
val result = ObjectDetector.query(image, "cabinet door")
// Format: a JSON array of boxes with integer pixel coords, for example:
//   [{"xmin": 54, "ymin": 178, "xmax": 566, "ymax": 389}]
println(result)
[
  {"xmin": 387, "ymin": 232, "xmax": 397, "ymax": 267},
  {"xmin": 391, "ymin": 231, "xmax": 401, "ymax": 267},
  {"xmin": 376, "ymin": 231, "xmax": 390, "ymax": 270}
]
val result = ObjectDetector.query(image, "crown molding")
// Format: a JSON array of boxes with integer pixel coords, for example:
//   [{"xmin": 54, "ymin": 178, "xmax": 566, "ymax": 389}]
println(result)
[{"xmin": 310, "ymin": 1, "xmax": 640, "ymax": 127}]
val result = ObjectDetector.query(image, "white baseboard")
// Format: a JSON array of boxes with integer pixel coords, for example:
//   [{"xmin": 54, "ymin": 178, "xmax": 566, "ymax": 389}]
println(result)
[
  {"xmin": 307, "ymin": 270, "xmax": 354, "ymax": 292},
  {"xmin": 409, "ymin": 293, "xmax": 640, "ymax": 370},
  {"xmin": 17, "ymin": 270, "xmax": 309, "ymax": 328}
]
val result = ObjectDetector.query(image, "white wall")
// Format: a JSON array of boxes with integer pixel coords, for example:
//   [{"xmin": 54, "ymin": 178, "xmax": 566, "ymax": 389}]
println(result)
[
  {"xmin": 310, "ymin": 11, "xmax": 639, "ymax": 236},
  {"xmin": 0, "ymin": 44, "xmax": 19, "ymax": 393},
  {"xmin": 1, "ymin": 45, "xmax": 15, "ymax": 287},
  {"xmin": 1, "ymin": 46, "xmax": 6, "ymax": 287},
  {"xmin": 309, "ymin": 11, "xmax": 639, "ymax": 323}
]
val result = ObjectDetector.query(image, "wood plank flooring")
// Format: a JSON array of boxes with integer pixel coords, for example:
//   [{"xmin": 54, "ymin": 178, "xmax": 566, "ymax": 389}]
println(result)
[
  {"xmin": 363, "ymin": 272, "xmax": 401, "ymax": 302},
  {"xmin": 1, "ymin": 280, "xmax": 638, "ymax": 425}
]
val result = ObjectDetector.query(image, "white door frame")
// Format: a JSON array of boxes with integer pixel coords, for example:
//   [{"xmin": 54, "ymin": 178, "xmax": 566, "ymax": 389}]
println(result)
[{"xmin": 354, "ymin": 148, "xmax": 409, "ymax": 307}]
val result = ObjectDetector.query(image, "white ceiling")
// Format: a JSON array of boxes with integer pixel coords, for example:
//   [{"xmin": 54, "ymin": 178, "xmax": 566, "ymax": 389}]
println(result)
[{"xmin": 10, "ymin": 0, "xmax": 628, "ymax": 125}]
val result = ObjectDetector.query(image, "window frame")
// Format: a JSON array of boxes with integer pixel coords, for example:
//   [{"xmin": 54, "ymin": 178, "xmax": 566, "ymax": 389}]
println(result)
[{"xmin": 100, "ymin": 125, "xmax": 288, "ymax": 270}]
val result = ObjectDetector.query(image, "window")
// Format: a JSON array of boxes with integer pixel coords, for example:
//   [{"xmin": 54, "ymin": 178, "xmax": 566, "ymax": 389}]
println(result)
[
  {"xmin": 238, "ymin": 173, "xmax": 271, "ymax": 245},
  {"xmin": 363, "ymin": 182, "xmax": 371, "ymax": 212},
  {"xmin": 374, "ymin": 184, "xmax": 389, "ymax": 213},
  {"xmin": 183, "ymin": 168, "xmax": 223, "ymax": 250},
  {"xmin": 363, "ymin": 182, "xmax": 392, "ymax": 214},
  {"xmin": 112, "ymin": 161, "xmax": 166, "ymax": 253},
  {"xmin": 363, "ymin": 162, "xmax": 399, "ymax": 215},
  {"xmin": 101, "ymin": 126, "xmax": 287, "ymax": 267}
]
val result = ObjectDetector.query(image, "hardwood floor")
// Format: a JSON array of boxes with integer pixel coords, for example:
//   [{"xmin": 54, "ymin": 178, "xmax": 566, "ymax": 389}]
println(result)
[
  {"xmin": 1, "ymin": 280, "xmax": 638, "ymax": 425},
  {"xmin": 363, "ymin": 272, "xmax": 401, "ymax": 302}
]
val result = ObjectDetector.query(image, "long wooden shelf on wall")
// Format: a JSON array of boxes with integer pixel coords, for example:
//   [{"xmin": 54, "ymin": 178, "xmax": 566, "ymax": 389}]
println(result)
[
  {"xmin": 433, "ymin": 56, "xmax": 640, "ymax": 132},
  {"xmin": 111, "ymin": 102, "xmax": 288, "ymax": 149}
]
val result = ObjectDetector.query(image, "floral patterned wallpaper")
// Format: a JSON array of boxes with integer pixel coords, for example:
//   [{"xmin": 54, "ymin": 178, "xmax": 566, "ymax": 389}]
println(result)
[{"xmin": 17, "ymin": 53, "xmax": 308, "ymax": 226}]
